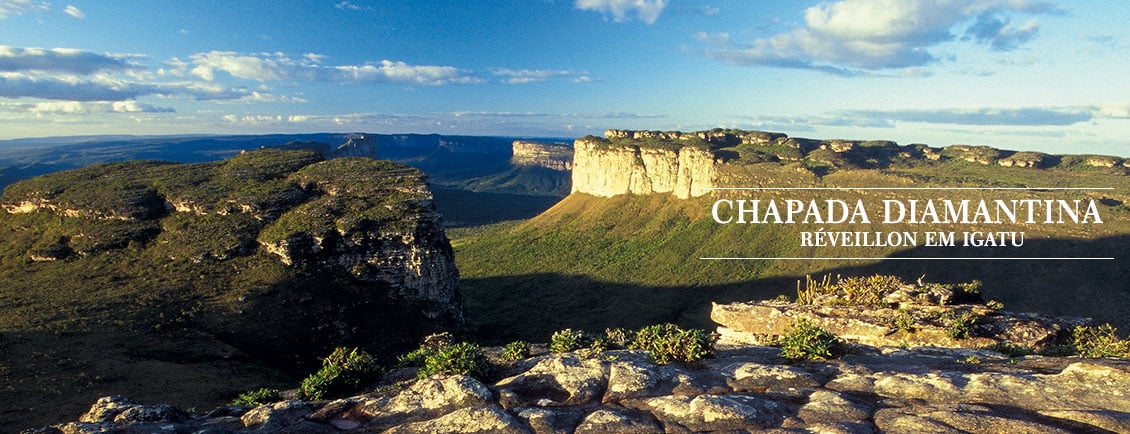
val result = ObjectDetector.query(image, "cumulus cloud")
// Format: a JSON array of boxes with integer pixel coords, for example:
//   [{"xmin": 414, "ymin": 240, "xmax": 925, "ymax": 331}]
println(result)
[
  {"xmin": 63, "ymin": 4, "xmax": 84, "ymax": 19},
  {"xmin": 700, "ymin": 0, "xmax": 1058, "ymax": 74},
  {"xmin": 0, "ymin": 46, "xmax": 138, "ymax": 74},
  {"xmin": 188, "ymin": 51, "xmax": 479, "ymax": 85},
  {"xmin": 575, "ymin": 0, "xmax": 667, "ymax": 24},
  {"xmin": 0, "ymin": 0, "xmax": 49, "ymax": 19}
]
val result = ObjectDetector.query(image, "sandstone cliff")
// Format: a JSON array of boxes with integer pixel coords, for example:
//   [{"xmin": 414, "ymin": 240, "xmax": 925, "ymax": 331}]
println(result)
[
  {"xmin": 571, "ymin": 132, "xmax": 717, "ymax": 199},
  {"xmin": 510, "ymin": 141, "xmax": 573, "ymax": 171},
  {"xmin": 569, "ymin": 128, "xmax": 1127, "ymax": 201}
]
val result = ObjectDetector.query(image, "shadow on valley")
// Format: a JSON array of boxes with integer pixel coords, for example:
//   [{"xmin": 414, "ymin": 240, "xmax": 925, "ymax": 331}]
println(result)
[
  {"xmin": 433, "ymin": 188, "xmax": 564, "ymax": 228},
  {"xmin": 461, "ymin": 234, "xmax": 1130, "ymax": 344}
]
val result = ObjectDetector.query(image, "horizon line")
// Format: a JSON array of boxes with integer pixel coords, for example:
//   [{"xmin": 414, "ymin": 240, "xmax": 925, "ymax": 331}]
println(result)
[
  {"xmin": 700, "ymin": 257, "xmax": 1116, "ymax": 261},
  {"xmin": 706, "ymin": 187, "xmax": 1114, "ymax": 191}
]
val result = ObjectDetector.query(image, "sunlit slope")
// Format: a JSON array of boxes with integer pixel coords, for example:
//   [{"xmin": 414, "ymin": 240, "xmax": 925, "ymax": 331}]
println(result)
[{"xmin": 455, "ymin": 161, "xmax": 1130, "ymax": 342}]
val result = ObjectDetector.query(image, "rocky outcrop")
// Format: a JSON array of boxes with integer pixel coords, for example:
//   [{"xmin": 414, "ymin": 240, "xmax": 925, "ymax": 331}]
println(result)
[
  {"xmin": 38, "ymin": 347, "xmax": 1130, "ymax": 433},
  {"xmin": 511, "ymin": 141, "xmax": 573, "ymax": 171},
  {"xmin": 571, "ymin": 129, "xmax": 1125, "ymax": 201},
  {"xmin": 570, "ymin": 135, "xmax": 716, "ymax": 199},
  {"xmin": 712, "ymin": 301, "xmax": 1087, "ymax": 351}
]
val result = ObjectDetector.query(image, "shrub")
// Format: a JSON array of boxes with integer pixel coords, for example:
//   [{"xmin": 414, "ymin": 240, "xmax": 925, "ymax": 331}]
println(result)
[
  {"xmin": 630, "ymin": 323, "xmax": 715, "ymax": 364},
  {"xmin": 231, "ymin": 388, "xmax": 280, "ymax": 406},
  {"xmin": 943, "ymin": 311, "xmax": 981, "ymax": 340},
  {"xmin": 418, "ymin": 342, "xmax": 489, "ymax": 379},
  {"xmin": 501, "ymin": 340, "xmax": 531, "ymax": 362},
  {"xmin": 397, "ymin": 332, "xmax": 453, "ymax": 367},
  {"xmin": 778, "ymin": 318, "xmax": 845, "ymax": 362},
  {"xmin": 299, "ymin": 347, "xmax": 381, "ymax": 400},
  {"xmin": 550, "ymin": 329, "xmax": 586, "ymax": 353},
  {"xmin": 603, "ymin": 328, "xmax": 634, "ymax": 349},
  {"xmin": 1073, "ymin": 324, "xmax": 1130, "ymax": 358}
]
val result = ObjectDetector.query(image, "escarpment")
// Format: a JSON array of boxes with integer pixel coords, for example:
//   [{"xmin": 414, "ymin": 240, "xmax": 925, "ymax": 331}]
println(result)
[
  {"xmin": 571, "ymin": 133, "xmax": 717, "ymax": 199},
  {"xmin": 570, "ymin": 128, "xmax": 1128, "ymax": 200},
  {"xmin": 510, "ymin": 140, "xmax": 573, "ymax": 171}
]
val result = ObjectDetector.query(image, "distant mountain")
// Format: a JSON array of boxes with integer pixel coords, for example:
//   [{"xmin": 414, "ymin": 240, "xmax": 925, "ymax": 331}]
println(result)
[{"xmin": 0, "ymin": 133, "xmax": 574, "ymax": 197}]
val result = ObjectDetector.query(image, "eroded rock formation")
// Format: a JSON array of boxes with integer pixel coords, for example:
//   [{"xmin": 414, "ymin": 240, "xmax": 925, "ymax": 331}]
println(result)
[
  {"xmin": 40, "ymin": 347, "xmax": 1130, "ymax": 433},
  {"xmin": 510, "ymin": 141, "xmax": 573, "ymax": 171},
  {"xmin": 571, "ymin": 135, "xmax": 716, "ymax": 199}
]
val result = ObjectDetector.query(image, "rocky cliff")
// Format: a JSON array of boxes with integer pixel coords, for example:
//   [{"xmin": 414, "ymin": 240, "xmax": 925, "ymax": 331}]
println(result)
[
  {"xmin": 569, "ymin": 128, "xmax": 1128, "ymax": 201},
  {"xmin": 510, "ymin": 141, "xmax": 573, "ymax": 171},
  {"xmin": 571, "ymin": 131, "xmax": 717, "ymax": 199},
  {"xmin": 0, "ymin": 150, "xmax": 464, "ymax": 430}
]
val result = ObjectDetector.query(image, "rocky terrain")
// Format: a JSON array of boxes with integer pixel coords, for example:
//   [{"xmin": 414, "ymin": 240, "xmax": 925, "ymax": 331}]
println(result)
[
  {"xmin": 0, "ymin": 150, "xmax": 463, "ymax": 430},
  {"xmin": 511, "ymin": 141, "xmax": 573, "ymax": 171},
  {"xmin": 31, "ymin": 319, "xmax": 1130, "ymax": 433}
]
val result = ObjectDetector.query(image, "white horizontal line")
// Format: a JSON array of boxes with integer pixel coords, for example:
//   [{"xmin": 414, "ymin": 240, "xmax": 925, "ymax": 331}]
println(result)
[
  {"xmin": 706, "ymin": 187, "xmax": 1114, "ymax": 191},
  {"xmin": 700, "ymin": 257, "xmax": 1116, "ymax": 261}
]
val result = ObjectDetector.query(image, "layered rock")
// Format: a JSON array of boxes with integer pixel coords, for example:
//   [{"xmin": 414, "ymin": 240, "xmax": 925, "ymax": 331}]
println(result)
[
  {"xmin": 39, "ymin": 347, "xmax": 1130, "ymax": 433},
  {"xmin": 570, "ymin": 135, "xmax": 716, "ymax": 199},
  {"xmin": 510, "ymin": 141, "xmax": 573, "ymax": 171}
]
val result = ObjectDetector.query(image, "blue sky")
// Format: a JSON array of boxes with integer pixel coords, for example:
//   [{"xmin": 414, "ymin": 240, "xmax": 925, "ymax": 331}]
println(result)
[{"xmin": 1, "ymin": 0, "xmax": 1128, "ymax": 156}]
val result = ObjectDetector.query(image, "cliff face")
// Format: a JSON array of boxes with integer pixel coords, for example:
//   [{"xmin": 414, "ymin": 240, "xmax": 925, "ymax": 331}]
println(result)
[
  {"xmin": 570, "ymin": 133, "xmax": 716, "ymax": 199},
  {"xmin": 510, "ymin": 140, "xmax": 573, "ymax": 171}
]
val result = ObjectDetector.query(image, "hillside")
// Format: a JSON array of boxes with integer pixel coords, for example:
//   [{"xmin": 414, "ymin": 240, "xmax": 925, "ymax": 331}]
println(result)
[
  {"xmin": 456, "ymin": 129, "xmax": 1130, "ymax": 344},
  {"xmin": 0, "ymin": 150, "xmax": 462, "ymax": 430}
]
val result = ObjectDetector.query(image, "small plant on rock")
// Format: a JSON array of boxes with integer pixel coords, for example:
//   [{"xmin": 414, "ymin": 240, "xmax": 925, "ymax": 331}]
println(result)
[
  {"xmin": 501, "ymin": 340, "xmax": 531, "ymax": 362},
  {"xmin": 943, "ymin": 311, "xmax": 981, "ymax": 340},
  {"xmin": 1073, "ymin": 323, "xmax": 1130, "ymax": 358},
  {"xmin": 397, "ymin": 332, "xmax": 453, "ymax": 367},
  {"xmin": 631, "ymin": 323, "xmax": 715, "ymax": 364},
  {"xmin": 299, "ymin": 347, "xmax": 381, "ymax": 400},
  {"xmin": 418, "ymin": 341, "xmax": 490, "ymax": 379},
  {"xmin": 550, "ymin": 328, "xmax": 586, "ymax": 353},
  {"xmin": 603, "ymin": 328, "xmax": 634, "ymax": 349},
  {"xmin": 778, "ymin": 318, "xmax": 845, "ymax": 362},
  {"xmin": 231, "ymin": 387, "xmax": 280, "ymax": 406},
  {"xmin": 983, "ymin": 342, "xmax": 1033, "ymax": 358}
]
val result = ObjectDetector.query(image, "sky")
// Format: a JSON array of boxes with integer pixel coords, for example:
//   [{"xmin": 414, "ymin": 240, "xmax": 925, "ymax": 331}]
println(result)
[{"xmin": 1, "ymin": 0, "xmax": 1129, "ymax": 156}]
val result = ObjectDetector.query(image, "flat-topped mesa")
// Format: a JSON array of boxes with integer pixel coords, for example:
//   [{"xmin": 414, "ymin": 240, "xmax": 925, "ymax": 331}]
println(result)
[
  {"xmin": 510, "ymin": 140, "xmax": 573, "ymax": 171},
  {"xmin": 572, "ymin": 132, "xmax": 718, "ymax": 199}
]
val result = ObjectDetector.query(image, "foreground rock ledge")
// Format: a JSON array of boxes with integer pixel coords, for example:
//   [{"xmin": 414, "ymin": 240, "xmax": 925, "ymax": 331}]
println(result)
[{"xmin": 30, "ymin": 346, "xmax": 1130, "ymax": 433}]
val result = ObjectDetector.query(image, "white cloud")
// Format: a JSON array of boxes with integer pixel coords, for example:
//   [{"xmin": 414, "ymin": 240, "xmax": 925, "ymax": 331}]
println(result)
[
  {"xmin": 334, "ymin": 1, "xmax": 371, "ymax": 11},
  {"xmin": 0, "ymin": 45, "xmax": 138, "ymax": 74},
  {"xmin": 188, "ymin": 51, "xmax": 479, "ymax": 85},
  {"xmin": 701, "ymin": 0, "xmax": 1057, "ymax": 74},
  {"xmin": 575, "ymin": 0, "xmax": 667, "ymax": 24},
  {"xmin": 490, "ymin": 68, "xmax": 576, "ymax": 84},
  {"xmin": 27, "ymin": 100, "xmax": 174, "ymax": 114},
  {"xmin": 0, "ymin": 0, "xmax": 49, "ymax": 19},
  {"xmin": 63, "ymin": 4, "xmax": 84, "ymax": 19}
]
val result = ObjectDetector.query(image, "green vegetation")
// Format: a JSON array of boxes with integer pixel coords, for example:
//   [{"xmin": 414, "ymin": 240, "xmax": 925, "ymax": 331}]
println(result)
[
  {"xmin": 299, "ymin": 347, "xmax": 382, "ymax": 400},
  {"xmin": 1072, "ymin": 324, "xmax": 1130, "ymax": 358},
  {"xmin": 397, "ymin": 333, "xmax": 489, "ymax": 379},
  {"xmin": 778, "ymin": 318, "xmax": 845, "ymax": 362},
  {"xmin": 231, "ymin": 388, "xmax": 281, "ymax": 406},
  {"xmin": 549, "ymin": 328, "xmax": 586, "ymax": 353},
  {"xmin": 629, "ymin": 323, "xmax": 715, "ymax": 364},
  {"xmin": 501, "ymin": 340, "xmax": 532, "ymax": 362},
  {"xmin": 943, "ymin": 311, "xmax": 982, "ymax": 340},
  {"xmin": 418, "ymin": 342, "xmax": 490, "ymax": 379},
  {"xmin": 983, "ymin": 342, "xmax": 1034, "ymax": 358}
]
